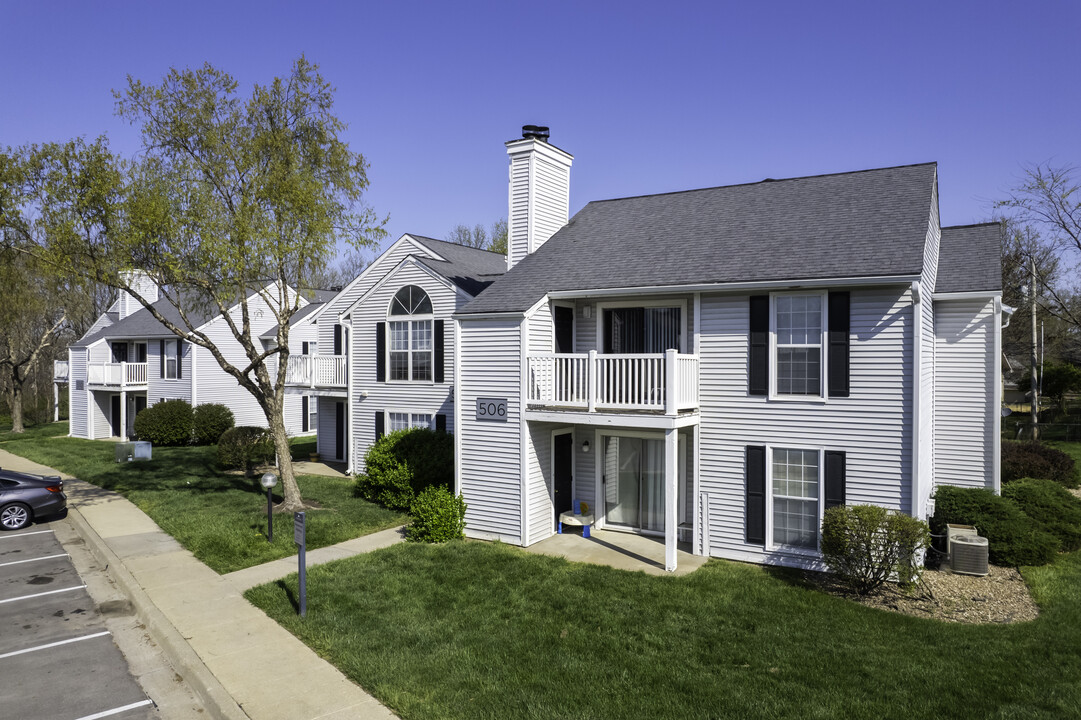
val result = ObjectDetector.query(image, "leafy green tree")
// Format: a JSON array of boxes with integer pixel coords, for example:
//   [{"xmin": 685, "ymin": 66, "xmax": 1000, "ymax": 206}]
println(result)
[
  {"xmin": 33, "ymin": 58, "xmax": 385, "ymax": 511},
  {"xmin": 1018, "ymin": 362, "xmax": 1081, "ymax": 413}
]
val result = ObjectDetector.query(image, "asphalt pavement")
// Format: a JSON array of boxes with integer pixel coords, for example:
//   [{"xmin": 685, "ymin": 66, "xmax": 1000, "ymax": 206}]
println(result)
[{"xmin": 0, "ymin": 522, "xmax": 156, "ymax": 720}]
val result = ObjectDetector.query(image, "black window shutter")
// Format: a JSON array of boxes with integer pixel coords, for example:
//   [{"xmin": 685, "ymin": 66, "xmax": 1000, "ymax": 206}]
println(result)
[
  {"xmin": 374, "ymin": 411, "xmax": 384, "ymax": 441},
  {"xmin": 745, "ymin": 445, "xmax": 766, "ymax": 545},
  {"xmin": 748, "ymin": 296, "xmax": 769, "ymax": 396},
  {"xmin": 376, "ymin": 322, "xmax": 385, "ymax": 382},
  {"xmin": 825, "ymin": 451, "xmax": 846, "ymax": 510},
  {"xmin": 159, "ymin": 340, "xmax": 165, "ymax": 378},
  {"xmin": 434, "ymin": 320, "xmax": 445, "ymax": 383},
  {"xmin": 435, "ymin": 414, "xmax": 446, "ymax": 433},
  {"xmin": 302, "ymin": 341, "xmax": 309, "ymax": 355},
  {"xmin": 301, "ymin": 397, "xmax": 309, "ymax": 432},
  {"xmin": 333, "ymin": 325, "xmax": 343, "ymax": 356},
  {"xmin": 177, "ymin": 340, "xmax": 184, "ymax": 379},
  {"xmin": 828, "ymin": 291, "xmax": 850, "ymax": 397}
]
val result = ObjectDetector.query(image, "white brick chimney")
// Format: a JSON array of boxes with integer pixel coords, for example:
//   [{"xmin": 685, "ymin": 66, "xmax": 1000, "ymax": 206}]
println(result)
[
  {"xmin": 117, "ymin": 270, "xmax": 160, "ymax": 319},
  {"xmin": 505, "ymin": 125, "xmax": 573, "ymax": 271}
]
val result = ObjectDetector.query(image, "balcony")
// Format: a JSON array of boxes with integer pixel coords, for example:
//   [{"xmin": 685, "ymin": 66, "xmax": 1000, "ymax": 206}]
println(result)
[
  {"xmin": 527, "ymin": 350, "xmax": 699, "ymax": 416},
  {"xmin": 285, "ymin": 354, "xmax": 348, "ymax": 389},
  {"xmin": 87, "ymin": 362, "xmax": 148, "ymax": 389},
  {"xmin": 54, "ymin": 360, "xmax": 69, "ymax": 382}
]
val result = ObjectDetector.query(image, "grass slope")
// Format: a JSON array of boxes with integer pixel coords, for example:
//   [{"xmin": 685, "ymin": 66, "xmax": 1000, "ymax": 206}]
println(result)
[
  {"xmin": 247, "ymin": 542, "xmax": 1081, "ymax": 720},
  {"xmin": 1, "ymin": 421, "xmax": 405, "ymax": 573}
]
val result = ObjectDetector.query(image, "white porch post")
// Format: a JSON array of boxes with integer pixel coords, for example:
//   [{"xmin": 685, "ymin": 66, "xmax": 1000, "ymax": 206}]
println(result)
[
  {"xmin": 665, "ymin": 426, "xmax": 678, "ymax": 572},
  {"xmin": 587, "ymin": 350, "xmax": 598, "ymax": 413},
  {"xmin": 119, "ymin": 390, "xmax": 127, "ymax": 441},
  {"xmin": 54, "ymin": 383, "xmax": 59, "ymax": 423},
  {"xmin": 665, "ymin": 349, "xmax": 678, "ymax": 415}
]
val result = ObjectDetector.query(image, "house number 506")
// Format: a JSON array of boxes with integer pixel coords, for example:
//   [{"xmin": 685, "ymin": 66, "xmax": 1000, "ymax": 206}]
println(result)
[{"xmin": 476, "ymin": 398, "xmax": 508, "ymax": 422}]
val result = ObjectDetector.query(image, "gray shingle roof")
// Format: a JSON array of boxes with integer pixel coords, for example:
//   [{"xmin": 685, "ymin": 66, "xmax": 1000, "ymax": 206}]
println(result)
[
  {"xmin": 260, "ymin": 301, "xmax": 324, "ymax": 340},
  {"xmin": 461, "ymin": 163, "xmax": 938, "ymax": 314},
  {"xmin": 72, "ymin": 293, "xmax": 220, "ymax": 347},
  {"xmin": 408, "ymin": 235, "xmax": 506, "ymax": 296},
  {"xmin": 937, "ymin": 223, "xmax": 1002, "ymax": 294}
]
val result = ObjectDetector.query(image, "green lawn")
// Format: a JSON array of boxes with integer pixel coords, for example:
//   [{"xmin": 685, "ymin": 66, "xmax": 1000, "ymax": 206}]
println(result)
[
  {"xmin": 247, "ymin": 541, "xmax": 1081, "ymax": 720},
  {"xmin": 1, "ymin": 421, "xmax": 406, "ymax": 573}
]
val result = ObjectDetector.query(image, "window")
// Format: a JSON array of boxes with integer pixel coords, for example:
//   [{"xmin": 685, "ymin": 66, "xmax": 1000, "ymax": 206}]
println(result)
[
  {"xmin": 773, "ymin": 293, "xmax": 823, "ymax": 396},
  {"xmin": 387, "ymin": 412, "xmax": 433, "ymax": 432},
  {"xmin": 307, "ymin": 396, "xmax": 318, "ymax": 433},
  {"xmin": 770, "ymin": 448, "xmax": 820, "ymax": 550},
  {"xmin": 163, "ymin": 340, "xmax": 178, "ymax": 380},
  {"xmin": 388, "ymin": 286, "xmax": 433, "ymax": 382}
]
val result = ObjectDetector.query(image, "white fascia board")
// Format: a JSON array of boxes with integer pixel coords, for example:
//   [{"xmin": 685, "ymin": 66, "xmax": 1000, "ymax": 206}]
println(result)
[
  {"xmin": 452, "ymin": 311, "xmax": 528, "ymax": 320},
  {"xmin": 309, "ymin": 234, "xmax": 438, "ymax": 325},
  {"xmin": 524, "ymin": 295, "xmax": 552, "ymax": 318},
  {"xmin": 337, "ymin": 256, "xmax": 457, "ymax": 323},
  {"xmin": 930, "ymin": 290, "xmax": 1003, "ymax": 301},
  {"xmin": 545, "ymin": 274, "xmax": 921, "ymax": 300},
  {"xmin": 523, "ymin": 409, "xmax": 700, "ymax": 430}
]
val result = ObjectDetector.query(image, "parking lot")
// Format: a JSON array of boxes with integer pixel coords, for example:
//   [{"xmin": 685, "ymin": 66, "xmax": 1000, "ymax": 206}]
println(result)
[{"xmin": 1, "ymin": 522, "xmax": 156, "ymax": 720}]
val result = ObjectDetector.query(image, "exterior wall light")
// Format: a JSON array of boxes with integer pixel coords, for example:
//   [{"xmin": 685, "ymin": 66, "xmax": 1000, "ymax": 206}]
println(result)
[{"xmin": 581, "ymin": 440, "xmax": 590, "ymax": 453}]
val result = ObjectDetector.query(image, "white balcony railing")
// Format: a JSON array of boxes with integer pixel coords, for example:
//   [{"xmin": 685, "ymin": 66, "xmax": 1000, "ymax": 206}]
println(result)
[
  {"xmin": 528, "ymin": 350, "xmax": 699, "ymax": 415},
  {"xmin": 285, "ymin": 354, "xmax": 348, "ymax": 388},
  {"xmin": 54, "ymin": 360, "xmax": 69, "ymax": 382},
  {"xmin": 86, "ymin": 362, "xmax": 148, "ymax": 388}
]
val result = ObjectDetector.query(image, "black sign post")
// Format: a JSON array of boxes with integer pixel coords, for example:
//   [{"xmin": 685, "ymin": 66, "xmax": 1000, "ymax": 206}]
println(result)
[{"xmin": 294, "ymin": 511, "xmax": 306, "ymax": 617}]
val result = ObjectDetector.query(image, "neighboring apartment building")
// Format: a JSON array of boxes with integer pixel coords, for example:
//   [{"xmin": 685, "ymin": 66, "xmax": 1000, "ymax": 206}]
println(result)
[
  {"xmin": 453, "ymin": 127, "xmax": 1002, "ymax": 572},
  {"xmin": 65, "ymin": 274, "xmax": 310, "ymax": 440},
  {"xmin": 282, "ymin": 235, "xmax": 505, "ymax": 469}
]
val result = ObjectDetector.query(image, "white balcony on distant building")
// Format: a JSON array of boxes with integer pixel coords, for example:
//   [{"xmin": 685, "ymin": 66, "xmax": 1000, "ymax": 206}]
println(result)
[
  {"xmin": 86, "ymin": 362, "xmax": 148, "ymax": 390},
  {"xmin": 53, "ymin": 360, "xmax": 69, "ymax": 382},
  {"xmin": 285, "ymin": 354, "xmax": 348, "ymax": 391}
]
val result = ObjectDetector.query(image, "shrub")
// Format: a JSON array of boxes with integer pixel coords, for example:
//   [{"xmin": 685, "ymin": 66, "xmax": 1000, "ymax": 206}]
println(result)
[
  {"xmin": 217, "ymin": 426, "xmax": 274, "ymax": 472},
  {"xmin": 931, "ymin": 485, "xmax": 1059, "ymax": 566},
  {"xmin": 192, "ymin": 403, "xmax": 235, "ymax": 445},
  {"xmin": 820, "ymin": 504, "xmax": 930, "ymax": 595},
  {"xmin": 407, "ymin": 486, "xmax": 467, "ymax": 543},
  {"xmin": 1002, "ymin": 478, "xmax": 1081, "ymax": 552},
  {"xmin": 356, "ymin": 428, "xmax": 454, "ymax": 511},
  {"xmin": 1001, "ymin": 441, "xmax": 1077, "ymax": 488},
  {"xmin": 132, "ymin": 399, "xmax": 194, "ymax": 446}
]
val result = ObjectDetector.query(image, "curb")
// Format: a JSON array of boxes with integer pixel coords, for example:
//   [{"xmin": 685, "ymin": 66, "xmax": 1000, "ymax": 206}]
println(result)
[{"xmin": 65, "ymin": 498, "xmax": 250, "ymax": 720}]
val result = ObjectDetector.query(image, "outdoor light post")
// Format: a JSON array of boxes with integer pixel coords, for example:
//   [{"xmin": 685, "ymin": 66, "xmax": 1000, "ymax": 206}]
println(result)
[{"xmin": 260, "ymin": 472, "xmax": 279, "ymax": 542}]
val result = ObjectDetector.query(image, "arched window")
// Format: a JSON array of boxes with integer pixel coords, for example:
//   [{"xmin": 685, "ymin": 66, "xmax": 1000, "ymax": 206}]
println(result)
[{"xmin": 387, "ymin": 285, "xmax": 433, "ymax": 382}]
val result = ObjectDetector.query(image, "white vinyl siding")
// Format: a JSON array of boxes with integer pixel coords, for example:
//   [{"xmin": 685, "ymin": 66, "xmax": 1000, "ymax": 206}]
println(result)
[
  {"xmin": 916, "ymin": 177, "xmax": 941, "ymax": 517},
  {"xmin": 148, "ymin": 340, "xmax": 192, "ymax": 406},
  {"xmin": 698, "ymin": 288, "xmax": 913, "ymax": 567},
  {"xmin": 92, "ymin": 392, "xmax": 111, "ymax": 438},
  {"xmin": 525, "ymin": 422, "xmax": 555, "ymax": 545},
  {"xmin": 350, "ymin": 263, "xmax": 458, "ymax": 473},
  {"xmin": 69, "ymin": 349, "xmax": 88, "ymax": 438},
  {"xmin": 506, "ymin": 141, "xmax": 571, "ymax": 270},
  {"xmin": 458, "ymin": 317, "xmax": 523, "ymax": 543},
  {"xmin": 934, "ymin": 298, "xmax": 996, "ymax": 490}
]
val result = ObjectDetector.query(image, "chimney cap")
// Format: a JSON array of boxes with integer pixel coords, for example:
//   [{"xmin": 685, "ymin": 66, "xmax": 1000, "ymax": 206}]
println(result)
[{"xmin": 522, "ymin": 125, "xmax": 550, "ymax": 142}]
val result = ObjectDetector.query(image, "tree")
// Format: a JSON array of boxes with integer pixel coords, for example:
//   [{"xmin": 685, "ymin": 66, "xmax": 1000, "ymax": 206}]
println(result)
[
  {"xmin": 1018, "ymin": 362, "xmax": 1081, "ymax": 414},
  {"xmin": 33, "ymin": 58, "xmax": 385, "ymax": 511},
  {"xmin": 447, "ymin": 218, "xmax": 507, "ymax": 254}
]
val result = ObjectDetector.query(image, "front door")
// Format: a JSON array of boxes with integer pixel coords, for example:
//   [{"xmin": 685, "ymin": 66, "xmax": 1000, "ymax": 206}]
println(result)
[
  {"xmin": 335, "ymin": 402, "xmax": 346, "ymax": 462},
  {"xmin": 553, "ymin": 432, "xmax": 574, "ymax": 526},
  {"xmin": 110, "ymin": 395, "xmax": 122, "ymax": 437}
]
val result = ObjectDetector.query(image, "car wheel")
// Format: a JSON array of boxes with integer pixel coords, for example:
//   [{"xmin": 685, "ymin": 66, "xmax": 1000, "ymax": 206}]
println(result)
[{"xmin": 1, "ymin": 503, "xmax": 32, "ymax": 531}]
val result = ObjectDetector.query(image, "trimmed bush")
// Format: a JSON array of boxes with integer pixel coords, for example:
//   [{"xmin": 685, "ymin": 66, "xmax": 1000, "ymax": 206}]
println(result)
[
  {"xmin": 931, "ymin": 485, "xmax": 1059, "ymax": 566},
  {"xmin": 407, "ymin": 486, "xmax": 467, "ymax": 543},
  {"xmin": 1002, "ymin": 478, "xmax": 1081, "ymax": 552},
  {"xmin": 217, "ymin": 426, "xmax": 274, "ymax": 472},
  {"xmin": 356, "ymin": 428, "xmax": 453, "ymax": 511},
  {"xmin": 132, "ymin": 399, "xmax": 194, "ymax": 446},
  {"xmin": 1001, "ymin": 441, "xmax": 1077, "ymax": 488},
  {"xmin": 821, "ymin": 504, "xmax": 930, "ymax": 595},
  {"xmin": 192, "ymin": 403, "xmax": 235, "ymax": 445}
]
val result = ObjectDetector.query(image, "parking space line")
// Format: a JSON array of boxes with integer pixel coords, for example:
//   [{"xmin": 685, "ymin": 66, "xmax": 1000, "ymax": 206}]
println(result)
[
  {"xmin": 74, "ymin": 699, "xmax": 154, "ymax": 720},
  {"xmin": 0, "ymin": 552, "xmax": 69, "ymax": 568},
  {"xmin": 0, "ymin": 529, "xmax": 53, "ymax": 540},
  {"xmin": 0, "ymin": 584, "xmax": 86, "ymax": 604},
  {"xmin": 0, "ymin": 630, "xmax": 111, "ymax": 659}
]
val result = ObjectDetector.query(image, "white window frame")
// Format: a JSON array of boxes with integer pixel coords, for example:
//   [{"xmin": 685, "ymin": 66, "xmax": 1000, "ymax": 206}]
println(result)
[
  {"xmin": 593, "ymin": 428, "xmax": 687, "ymax": 536},
  {"xmin": 386, "ymin": 286, "xmax": 434, "ymax": 384},
  {"xmin": 765, "ymin": 445, "xmax": 826, "ymax": 555},
  {"xmin": 769, "ymin": 290, "xmax": 827, "ymax": 401},
  {"xmin": 385, "ymin": 410, "xmax": 434, "ymax": 432},
  {"xmin": 307, "ymin": 395, "xmax": 318, "ymax": 434},
  {"xmin": 163, "ymin": 339, "xmax": 179, "ymax": 380}
]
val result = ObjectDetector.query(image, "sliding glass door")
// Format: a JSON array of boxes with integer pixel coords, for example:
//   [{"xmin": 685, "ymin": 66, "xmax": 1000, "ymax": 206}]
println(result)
[{"xmin": 602, "ymin": 436, "xmax": 666, "ymax": 532}]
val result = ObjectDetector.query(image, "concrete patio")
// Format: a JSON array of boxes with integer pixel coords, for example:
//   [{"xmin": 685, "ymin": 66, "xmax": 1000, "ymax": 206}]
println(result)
[{"xmin": 522, "ymin": 527, "xmax": 709, "ymax": 576}]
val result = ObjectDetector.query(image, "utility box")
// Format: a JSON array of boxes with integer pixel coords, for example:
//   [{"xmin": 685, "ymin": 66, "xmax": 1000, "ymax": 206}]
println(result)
[{"xmin": 116, "ymin": 441, "xmax": 152, "ymax": 463}]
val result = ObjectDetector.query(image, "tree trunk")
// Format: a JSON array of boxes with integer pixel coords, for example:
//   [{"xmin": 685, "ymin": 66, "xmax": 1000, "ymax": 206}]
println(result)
[
  {"xmin": 4, "ymin": 376, "xmax": 24, "ymax": 433},
  {"xmin": 265, "ymin": 394, "xmax": 304, "ymax": 513}
]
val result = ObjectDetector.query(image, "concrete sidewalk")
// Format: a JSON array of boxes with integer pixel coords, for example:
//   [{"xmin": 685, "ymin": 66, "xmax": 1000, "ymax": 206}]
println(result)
[{"xmin": 0, "ymin": 447, "xmax": 401, "ymax": 720}]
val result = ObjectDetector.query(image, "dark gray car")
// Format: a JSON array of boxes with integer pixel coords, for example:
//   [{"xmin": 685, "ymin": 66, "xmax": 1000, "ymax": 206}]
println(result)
[{"xmin": 0, "ymin": 469, "xmax": 67, "ymax": 530}]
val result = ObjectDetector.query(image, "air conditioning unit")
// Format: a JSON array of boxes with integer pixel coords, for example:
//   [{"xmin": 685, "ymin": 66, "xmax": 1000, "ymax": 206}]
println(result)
[{"xmin": 950, "ymin": 534, "xmax": 989, "ymax": 577}]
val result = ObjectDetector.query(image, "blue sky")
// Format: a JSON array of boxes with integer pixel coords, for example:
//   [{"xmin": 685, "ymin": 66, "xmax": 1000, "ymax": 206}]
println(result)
[{"xmin": 3, "ymin": 1, "xmax": 1078, "ymax": 258}]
